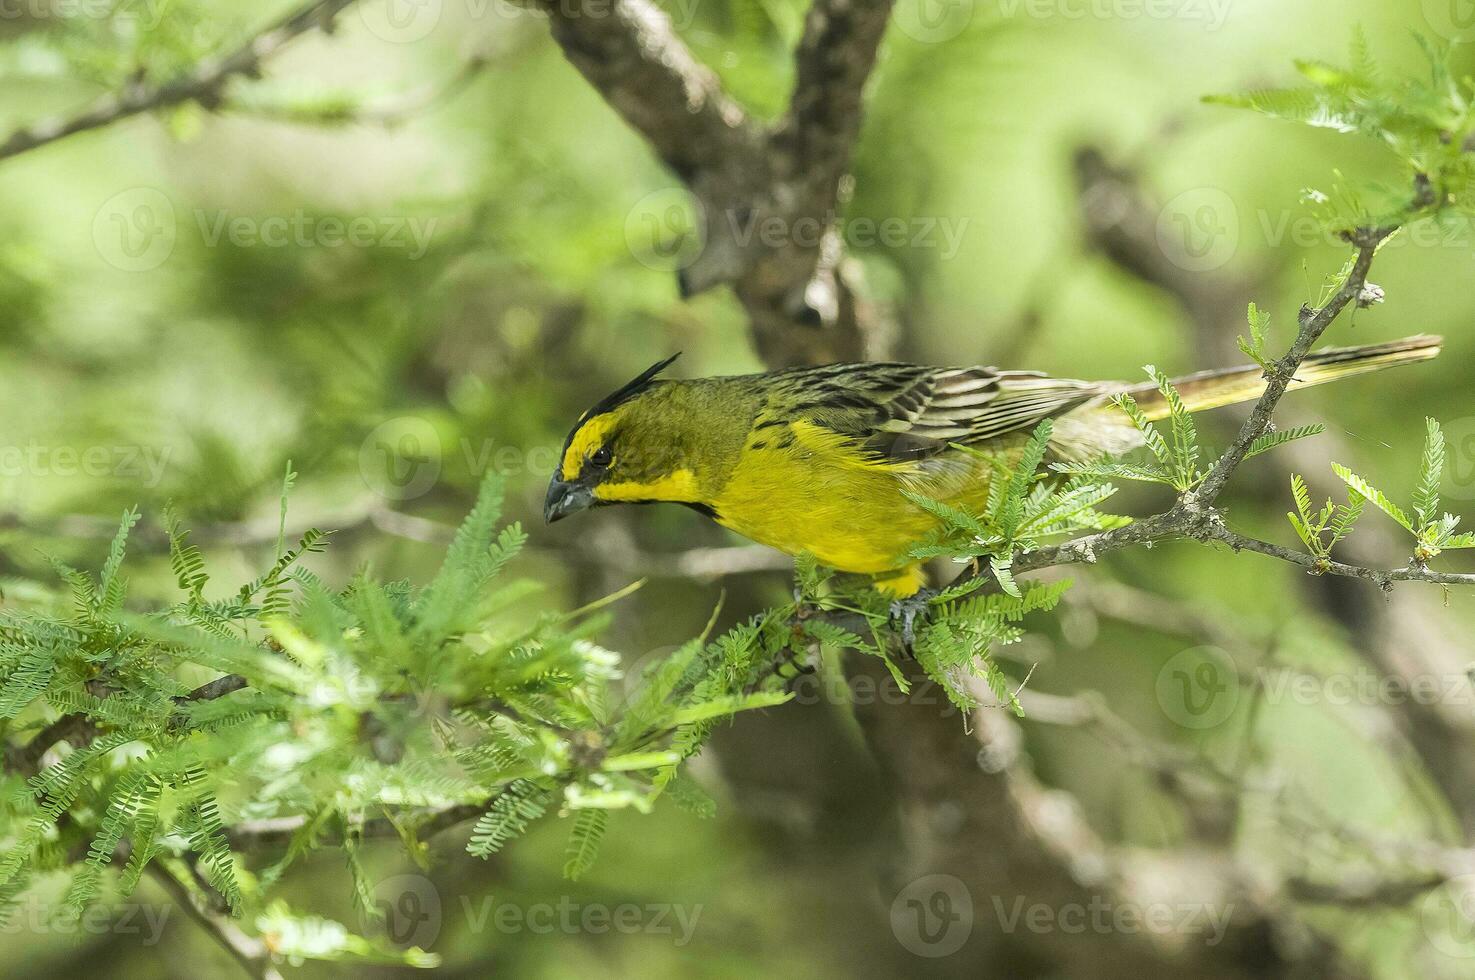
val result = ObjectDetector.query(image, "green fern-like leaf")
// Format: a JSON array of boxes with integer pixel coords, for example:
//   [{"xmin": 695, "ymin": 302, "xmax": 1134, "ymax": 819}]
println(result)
[
  {"xmin": 1141, "ymin": 366, "xmax": 1203, "ymax": 491},
  {"xmin": 1245, "ymin": 424, "xmax": 1326, "ymax": 460},
  {"xmin": 1204, "ymin": 88, "xmax": 1360, "ymax": 132},
  {"xmin": 1331, "ymin": 463, "xmax": 1412, "ymax": 532},
  {"xmin": 164, "ymin": 505, "xmax": 210, "ymax": 602},
  {"xmin": 414, "ymin": 471, "xmax": 508, "ymax": 641},
  {"xmin": 1329, "ymin": 489, "xmax": 1365, "ymax": 548},
  {"xmin": 180, "ymin": 764, "xmax": 243, "ymax": 914},
  {"xmin": 562, "ymin": 807, "xmax": 608, "ymax": 880},
  {"xmin": 1110, "ymin": 392, "xmax": 1173, "ymax": 472},
  {"xmin": 1238, "ymin": 302, "xmax": 1274, "ymax": 369},
  {"xmin": 900, "ymin": 489, "xmax": 988, "ymax": 539},
  {"xmin": 467, "ymin": 780, "xmax": 552, "ymax": 859},
  {"xmin": 994, "ymin": 421, "xmax": 1052, "ymax": 538},
  {"xmin": 1414, "ymin": 417, "xmax": 1445, "ymax": 528},
  {"xmin": 98, "ymin": 507, "xmax": 140, "ymax": 616}
]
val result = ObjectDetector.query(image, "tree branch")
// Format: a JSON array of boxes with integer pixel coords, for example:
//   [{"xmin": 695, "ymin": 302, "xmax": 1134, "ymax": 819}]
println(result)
[
  {"xmin": 149, "ymin": 863, "xmax": 284, "ymax": 980},
  {"xmin": 535, "ymin": 0, "xmax": 758, "ymax": 181},
  {"xmin": 0, "ymin": 0, "xmax": 363, "ymax": 163},
  {"xmin": 227, "ymin": 801, "xmax": 485, "ymax": 849},
  {"xmin": 1207, "ymin": 524, "xmax": 1475, "ymax": 589},
  {"xmin": 5, "ymin": 674, "xmax": 246, "ymax": 778},
  {"xmin": 535, "ymin": 0, "xmax": 897, "ymax": 364},
  {"xmin": 1197, "ymin": 233, "xmax": 1388, "ymax": 502},
  {"xmin": 3, "ymin": 712, "xmax": 97, "ymax": 776},
  {"xmin": 910, "ymin": 207, "xmax": 1470, "ymax": 606},
  {"xmin": 739, "ymin": 0, "xmax": 895, "ymax": 363},
  {"xmin": 775, "ymin": 0, "xmax": 895, "ymax": 191},
  {"xmin": 994, "ymin": 506, "xmax": 1475, "ymax": 590}
]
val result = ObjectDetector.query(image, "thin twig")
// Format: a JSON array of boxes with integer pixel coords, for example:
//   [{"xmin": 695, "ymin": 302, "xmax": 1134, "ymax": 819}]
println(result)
[
  {"xmin": 228, "ymin": 801, "xmax": 485, "ymax": 849},
  {"xmin": 1208, "ymin": 525, "xmax": 1475, "ymax": 589},
  {"xmin": 1197, "ymin": 234, "xmax": 1389, "ymax": 502},
  {"xmin": 224, "ymin": 48, "xmax": 495, "ymax": 128},
  {"xmin": 0, "ymin": 0, "xmax": 363, "ymax": 163},
  {"xmin": 149, "ymin": 864, "xmax": 283, "ymax": 980},
  {"xmin": 5, "ymin": 673, "xmax": 248, "ymax": 778}
]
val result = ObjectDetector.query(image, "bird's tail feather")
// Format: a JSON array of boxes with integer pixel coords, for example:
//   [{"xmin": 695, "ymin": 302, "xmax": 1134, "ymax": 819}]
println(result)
[{"xmin": 1127, "ymin": 335, "xmax": 1443, "ymax": 421}]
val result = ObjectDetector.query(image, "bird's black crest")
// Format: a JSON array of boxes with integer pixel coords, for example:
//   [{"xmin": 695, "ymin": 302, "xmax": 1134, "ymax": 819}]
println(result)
[
  {"xmin": 559, "ymin": 353, "xmax": 682, "ymax": 468},
  {"xmin": 578, "ymin": 352, "xmax": 681, "ymax": 423}
]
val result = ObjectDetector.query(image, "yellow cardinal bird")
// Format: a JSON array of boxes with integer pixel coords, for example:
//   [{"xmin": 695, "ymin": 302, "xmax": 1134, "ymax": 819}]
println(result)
[{"xmin": 544, "ymin": 336, "xmax": 1441, "ymax": 596}]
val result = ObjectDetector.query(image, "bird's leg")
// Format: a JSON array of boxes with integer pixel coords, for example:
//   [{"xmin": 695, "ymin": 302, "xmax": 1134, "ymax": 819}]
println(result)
[
  {"xmin": 775, "ymin": 647, "xmax": 819, "ymax": 681},
  {"xmin": 744, "ymin": 641, "xmax": 819, "ymax": 695},
  {"xmin": 888, "ymin": 587, "xmax": 940, "ymax": 652}
]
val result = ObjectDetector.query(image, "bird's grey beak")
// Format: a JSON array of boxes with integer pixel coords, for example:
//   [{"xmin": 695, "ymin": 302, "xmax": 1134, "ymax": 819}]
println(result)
[{"xmin": 544, "ymin": 478, "xmax": 594, "ymax": 524}]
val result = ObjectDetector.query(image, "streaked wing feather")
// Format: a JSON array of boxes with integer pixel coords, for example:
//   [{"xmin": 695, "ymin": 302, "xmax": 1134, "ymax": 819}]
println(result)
[{"xmin": 768, "ymin": 363, "xmax": 1105, "ymax": 463}]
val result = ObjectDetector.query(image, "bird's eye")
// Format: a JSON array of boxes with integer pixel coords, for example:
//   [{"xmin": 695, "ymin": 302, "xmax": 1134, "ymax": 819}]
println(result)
[{"xmin": 590, "ymin": 446, "xmax": 613, "ymax": 468}]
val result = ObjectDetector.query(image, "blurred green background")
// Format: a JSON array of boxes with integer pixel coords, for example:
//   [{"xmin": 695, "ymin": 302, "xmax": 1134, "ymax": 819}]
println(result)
[{"xmin": 2, "ymin": 0, "xmax": 1474, "ymax": 976}]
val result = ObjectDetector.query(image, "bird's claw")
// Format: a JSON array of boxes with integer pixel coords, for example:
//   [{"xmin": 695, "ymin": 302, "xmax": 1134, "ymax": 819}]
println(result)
[{"xmin": 888, "ymin": 588, "xmax": 939, "ymax": 653}]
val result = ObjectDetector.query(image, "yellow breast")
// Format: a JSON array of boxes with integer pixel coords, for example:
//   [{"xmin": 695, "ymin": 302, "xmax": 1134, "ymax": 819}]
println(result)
[{"xmin": 710, "ymin": 420, "xmax": 995, "ymax": 581}]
